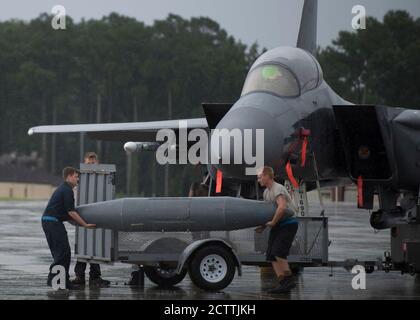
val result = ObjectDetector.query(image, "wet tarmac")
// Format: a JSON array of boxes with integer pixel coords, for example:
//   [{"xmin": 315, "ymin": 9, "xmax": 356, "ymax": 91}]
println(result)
[{"xmin": 1, "ymin": 200, "xmax": 419, "ymax": 300}]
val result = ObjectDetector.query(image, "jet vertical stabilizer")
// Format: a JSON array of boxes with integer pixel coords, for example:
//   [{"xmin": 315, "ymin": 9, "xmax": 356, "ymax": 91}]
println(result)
[{"xmin": 297, "ymin": 0, "xmax": 318, "ymax": 55}]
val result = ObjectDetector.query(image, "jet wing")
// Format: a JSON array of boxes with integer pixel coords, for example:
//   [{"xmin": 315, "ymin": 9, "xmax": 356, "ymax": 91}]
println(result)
[{"xmin": 28, "ymin": 118, "xmax": 209, "ymax": 142}]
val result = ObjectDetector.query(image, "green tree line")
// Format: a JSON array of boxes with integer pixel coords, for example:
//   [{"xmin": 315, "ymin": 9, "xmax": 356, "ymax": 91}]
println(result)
[
  {"xmin": 0, "ymin": 13, "xmax": 260, "ymax": 196},
  {"xmin": 318, "ymin": 10, "xmax": 420, "ymax": 107}
]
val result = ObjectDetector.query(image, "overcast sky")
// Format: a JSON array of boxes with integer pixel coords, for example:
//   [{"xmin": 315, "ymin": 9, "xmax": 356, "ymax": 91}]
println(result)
[{"xmin": 1, "ymin": 0, "xmax": 419, "ymax": 49}]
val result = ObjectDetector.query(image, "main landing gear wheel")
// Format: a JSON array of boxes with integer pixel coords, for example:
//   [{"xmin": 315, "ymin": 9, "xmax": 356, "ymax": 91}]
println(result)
[{"xmin": 188, "ymin": 245, "xmax": 236, "ymax": 291}]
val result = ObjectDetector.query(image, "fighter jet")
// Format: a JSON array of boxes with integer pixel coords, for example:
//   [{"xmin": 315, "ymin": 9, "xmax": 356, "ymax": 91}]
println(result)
[{"xmin": 28, "ymin": 0, "xmax": 420, "ymax": 231}]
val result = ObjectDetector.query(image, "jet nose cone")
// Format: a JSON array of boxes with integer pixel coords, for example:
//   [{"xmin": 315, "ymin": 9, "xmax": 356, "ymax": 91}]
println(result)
[{"xmin": 210, "ymin": 107, "xmax": 283, "ymax": 179}]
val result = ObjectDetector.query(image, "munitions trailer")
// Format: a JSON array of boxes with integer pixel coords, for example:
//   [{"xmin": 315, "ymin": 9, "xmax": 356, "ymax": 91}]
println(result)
[{"xmin": 74, "ymin": 164, "xmax": 327, "ymax": 291}]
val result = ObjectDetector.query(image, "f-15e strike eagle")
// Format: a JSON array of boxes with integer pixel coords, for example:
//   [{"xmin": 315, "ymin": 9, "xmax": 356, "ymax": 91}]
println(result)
[{"xmin": 29, "ymin": 0, "xmax": 420, "ymax": 232}]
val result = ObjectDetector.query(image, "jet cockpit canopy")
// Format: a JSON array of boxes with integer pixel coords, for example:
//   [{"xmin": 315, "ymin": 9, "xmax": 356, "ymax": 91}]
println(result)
[{"xmin": 241, "ymin": 47, "xmax": 323, "ymax": 98}]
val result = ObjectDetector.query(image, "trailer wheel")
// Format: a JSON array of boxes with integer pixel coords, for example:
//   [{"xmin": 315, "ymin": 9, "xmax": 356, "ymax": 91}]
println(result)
[
  {"xmin": 144, "ymin": 264, "xmax": 187, "ymax": 287},
  {"xmin": 188, "ymin": 245, "xmax": 236, "ymax": 291}
]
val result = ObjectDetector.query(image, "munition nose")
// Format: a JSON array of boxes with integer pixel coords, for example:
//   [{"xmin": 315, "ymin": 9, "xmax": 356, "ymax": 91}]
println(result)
[{"xmin": 210, "ymin": 106, "xmax": 283, "ymax": 179}]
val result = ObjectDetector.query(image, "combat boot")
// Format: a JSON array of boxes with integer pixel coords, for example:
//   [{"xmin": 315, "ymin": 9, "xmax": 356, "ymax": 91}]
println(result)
[
  {"xmin": 268, "ymin": 276, "xmax": 296, "ymax": 294},
  {"xmin": 70, "ymin": 275, "xmax": 86, "ymax": 287},
  {"xmin": 89, "ymin": 276, "xmax": 111, "ymax": 288}
]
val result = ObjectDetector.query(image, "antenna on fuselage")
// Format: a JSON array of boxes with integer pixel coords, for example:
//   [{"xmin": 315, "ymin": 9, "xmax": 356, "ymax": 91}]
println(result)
[{"xmin": 296, "ymin": 0, "xmax": 318, "ymax": 55}]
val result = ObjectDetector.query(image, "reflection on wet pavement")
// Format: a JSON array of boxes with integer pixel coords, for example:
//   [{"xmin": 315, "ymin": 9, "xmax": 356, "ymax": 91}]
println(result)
[{"xmin": 0, "ymin": 201, "xmax": 419, "ymax": 300}]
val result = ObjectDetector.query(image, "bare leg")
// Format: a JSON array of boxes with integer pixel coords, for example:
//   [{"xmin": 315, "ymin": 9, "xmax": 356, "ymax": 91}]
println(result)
[
  {"xmin": 268, "ymin": 258, "xmax": 296, "ymax": 293},
  {"xmin": 271, "ymin": 261, "xmax": 285, "ymax": 279},
  {"xmin": 276, "ymin": 257, "xmax": 292, "ymax": 276},
  {"xmin": 272, "ymin": 258, "xmax": 292, "ymax": 281}
]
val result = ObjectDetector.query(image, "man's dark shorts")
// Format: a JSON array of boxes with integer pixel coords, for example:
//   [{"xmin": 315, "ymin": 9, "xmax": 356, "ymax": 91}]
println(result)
[{"xmin": 266, "ymin": 221, "xmax": 298, "ymax": 261}]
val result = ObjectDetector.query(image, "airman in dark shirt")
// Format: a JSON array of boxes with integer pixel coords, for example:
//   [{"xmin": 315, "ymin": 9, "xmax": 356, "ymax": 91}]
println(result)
[{"xmin": 42, "ymin": 167, "xmax": 95, "ymax": 289}]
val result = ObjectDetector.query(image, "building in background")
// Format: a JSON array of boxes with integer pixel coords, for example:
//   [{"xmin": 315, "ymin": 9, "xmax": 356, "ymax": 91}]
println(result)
[{"xmin": 0, "ymin": 152, "xmax": 60, "ymax": 200}]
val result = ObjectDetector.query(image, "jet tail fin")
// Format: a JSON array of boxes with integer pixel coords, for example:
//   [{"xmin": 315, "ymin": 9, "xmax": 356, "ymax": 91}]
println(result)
[{"xmin": 297, "ymin": 0, "xmax": 318, "ymax": 55}]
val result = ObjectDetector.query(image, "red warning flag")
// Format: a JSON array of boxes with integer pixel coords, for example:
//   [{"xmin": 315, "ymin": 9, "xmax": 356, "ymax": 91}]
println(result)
[
  {"xmin": 216, "ymin": 170, "xmax": 223, "ymax": 194},
  {"xmin": 299, "ymin": 128, "xmax": 310, "ymax": 168},
  {"xmin": 357, "ymin": 175, "xmax": 364, "ymax": 208},
  {"xmin": 286, "ymin": 161, "xmax": 299, "ymax": 189},
  {"xmin": 301, "ymin": 136, "xmax": 308, "ymax": 167}
]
